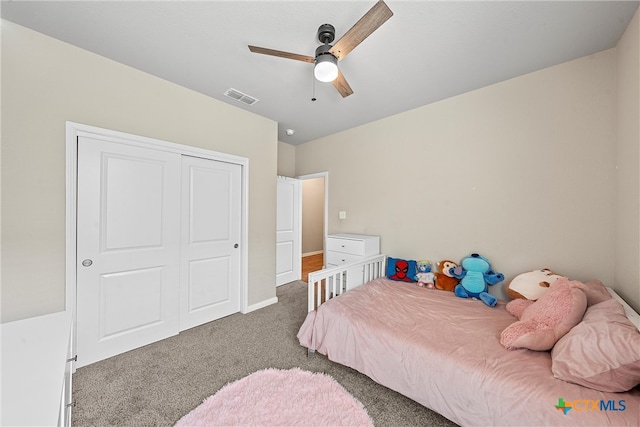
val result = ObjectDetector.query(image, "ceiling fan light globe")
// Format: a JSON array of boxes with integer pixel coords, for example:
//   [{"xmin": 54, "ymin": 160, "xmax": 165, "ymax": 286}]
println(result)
[{"xmin": 314, "ymin": 56, "xmax": 338, "ymax": 82}]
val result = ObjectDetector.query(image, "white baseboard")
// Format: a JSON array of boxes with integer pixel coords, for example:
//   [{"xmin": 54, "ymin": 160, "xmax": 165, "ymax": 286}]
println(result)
[
  {"xmin": 244, "ymin": 297, "xmax": 278, "ymax": 313},
  {"xmin": 303, "ymin": 250, "xmax": 323, "ymax": 257}
]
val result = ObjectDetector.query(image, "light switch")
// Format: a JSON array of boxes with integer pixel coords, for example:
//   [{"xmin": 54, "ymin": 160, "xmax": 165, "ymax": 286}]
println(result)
[{"xmin": 339, "ymin": 211, "xmax": 347, "ymax": 220}]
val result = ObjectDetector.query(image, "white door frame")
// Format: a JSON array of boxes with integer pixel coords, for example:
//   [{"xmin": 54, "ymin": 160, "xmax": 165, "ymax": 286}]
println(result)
[
  {"xmin": 66, "ymin": 122, "xmax": 249, "ymax": 363},
  {"xmin": 296, "ymin": 172, "xmax": 329, "ymax": 265}
]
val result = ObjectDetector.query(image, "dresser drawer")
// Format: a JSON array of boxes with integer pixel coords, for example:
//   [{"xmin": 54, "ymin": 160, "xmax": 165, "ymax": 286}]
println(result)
[
  {"xmin": 326, "ymin": 237, "xmax": 365, "ymax": 255},
  {"xmin": 326, "ymin": 251, "xmax": 363, "ymax": 266},
  {"xmin": 324, "ymin": 234, "xmax": 380, "ymax": 292}
]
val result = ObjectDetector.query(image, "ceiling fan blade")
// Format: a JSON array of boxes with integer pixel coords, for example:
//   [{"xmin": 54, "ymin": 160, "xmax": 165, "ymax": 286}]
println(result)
[
  {"xmin": 333, "ymin": 70, "xmax": 354, "ymax": 98},
  {"xmin": 330, "ymin": 0, "xmax": 393, "ymax": 61},
  {"xmin": 248, "ymin": 45, "xmax": 315, "ymax": 63}
]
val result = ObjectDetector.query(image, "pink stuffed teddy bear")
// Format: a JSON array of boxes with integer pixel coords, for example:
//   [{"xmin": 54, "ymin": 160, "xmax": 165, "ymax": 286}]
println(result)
[{"xmin": 500, "ymin": 278, "xmax": 588, "ymax": 351}]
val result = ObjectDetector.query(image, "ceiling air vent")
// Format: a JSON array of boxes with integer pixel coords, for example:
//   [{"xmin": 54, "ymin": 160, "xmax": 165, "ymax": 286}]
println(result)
[{"xmin": 224, "ymin": 88, "xmax": 259, "ymax": 106}]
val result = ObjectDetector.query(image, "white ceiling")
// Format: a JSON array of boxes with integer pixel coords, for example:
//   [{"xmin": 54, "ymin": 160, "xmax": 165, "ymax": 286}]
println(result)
[{"xmin": 2, "ymin": 1, "xmax": 638, "ymax": 145}]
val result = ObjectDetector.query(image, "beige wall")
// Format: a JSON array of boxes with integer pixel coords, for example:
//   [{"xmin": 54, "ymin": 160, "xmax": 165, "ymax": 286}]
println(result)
[
  {"xmin": 296, "ymin": 49, "xmax": 620, "ymax": 303},
  {"xmin": 302, "ymin": 178, "xmax": 325, "ymax": 254},
  {"xmin": 277, "ymin": 141, "xmax": 296, "ymax": 177},
  {"xmin": 1, "ymin": 21, "xmax": 278, "ymax": 322},
  {"xmin": 615, "ymin": 8, "xmax": 640, "ymax": 311}
]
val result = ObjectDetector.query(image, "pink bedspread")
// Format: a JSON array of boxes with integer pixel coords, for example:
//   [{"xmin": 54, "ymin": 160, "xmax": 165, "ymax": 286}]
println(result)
[{"xmin": 298, "ymin": 277, "xmax": 640, "ymax": 426}]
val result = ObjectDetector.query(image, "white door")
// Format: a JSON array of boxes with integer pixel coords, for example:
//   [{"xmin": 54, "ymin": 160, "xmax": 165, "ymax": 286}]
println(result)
[
  {"xmin": 76, "ymin": 137, "xmax": 181, "ymax": 367},
  {"xmin": 276, "ymin": 177, "xmax": 301, "ymax": 286},
  {"xmin": 180, "ymin": 155, "xmax": 241, "ymax": 330}
]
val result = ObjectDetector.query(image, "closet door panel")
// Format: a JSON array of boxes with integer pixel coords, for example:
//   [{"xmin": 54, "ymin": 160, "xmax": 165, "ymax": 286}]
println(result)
[
  {"xmin": 180, "ymin": 156, "xmax": 241, "ymax": 331},
  {"xmin": 76, "ymin": 137, "xmax": 181, "ymax": 368}
]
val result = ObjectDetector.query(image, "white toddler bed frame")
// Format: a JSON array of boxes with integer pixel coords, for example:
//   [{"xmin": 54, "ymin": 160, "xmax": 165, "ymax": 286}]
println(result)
[{"xmin": 307, "ymin": 254, "xmax": 387, "ymax": 312}]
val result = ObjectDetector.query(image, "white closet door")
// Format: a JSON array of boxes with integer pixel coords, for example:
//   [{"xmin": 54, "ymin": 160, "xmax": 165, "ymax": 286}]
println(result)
[
  {"xmin": 180, "ymin": 156, "xmax": 241, "ymax": 331},
  {"xmin": 276, "ymin": 177, "xmax": 301, "ymax": 286},
  {"xmin": 76, "ymin": 137, "xmax": 181, "ymax": 368}
]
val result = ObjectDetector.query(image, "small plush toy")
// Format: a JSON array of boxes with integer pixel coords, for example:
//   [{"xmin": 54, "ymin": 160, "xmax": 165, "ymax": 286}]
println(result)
[
  {"xmin": 500, "ymin": 278, "xmax": 588, "ymax": 351},
  {"xmin": 506, "ymin": 268, "xmax": 565, "ymax": 301},
  {"xmin": 415, "ymin": 260, "xmax": 435, "ymax": 288},
  {"xmin": 387, "ymin": 258, "xmax": 417, "ymax": 283},
  {"xmin": 451, "ymin": 253, "xmax": 504, "ymax": 307},
  {"xmin": 434, "ymin": 260, "xmax": 459, "ymax": 292}
]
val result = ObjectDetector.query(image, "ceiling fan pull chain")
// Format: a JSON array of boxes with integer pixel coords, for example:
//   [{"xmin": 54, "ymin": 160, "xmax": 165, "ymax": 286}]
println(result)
[{"xmin": 311, "ymin": 70, "xmax": 317, "ymax": 102}]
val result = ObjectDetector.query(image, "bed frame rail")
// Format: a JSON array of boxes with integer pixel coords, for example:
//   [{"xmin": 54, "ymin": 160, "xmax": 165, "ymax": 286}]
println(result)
[{"xmin": 307, "ymin": 254, "xmax": 387, "ymax": 312}]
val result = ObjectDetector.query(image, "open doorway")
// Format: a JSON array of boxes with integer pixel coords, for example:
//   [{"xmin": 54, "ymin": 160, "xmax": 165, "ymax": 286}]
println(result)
[{"xmin": 298, "ymin": 172, "xmax": 328, "ymax": 282}]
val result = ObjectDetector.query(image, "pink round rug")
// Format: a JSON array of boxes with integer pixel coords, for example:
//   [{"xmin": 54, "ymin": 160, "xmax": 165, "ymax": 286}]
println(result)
[{"xmin": 175, "ymin": 368, "xmax": 373, "ymax": 426}]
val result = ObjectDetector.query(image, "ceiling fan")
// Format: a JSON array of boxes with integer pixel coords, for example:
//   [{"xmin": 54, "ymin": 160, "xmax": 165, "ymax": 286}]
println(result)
[{"xmin": 248, "ymin": 0, "xmax": 393, "ymax": 98}]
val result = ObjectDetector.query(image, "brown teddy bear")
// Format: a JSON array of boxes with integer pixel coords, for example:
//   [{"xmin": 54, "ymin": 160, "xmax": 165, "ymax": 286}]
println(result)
[{"xmin": 434, "ymin": 260, "xmax": 459, "ymax": 292}]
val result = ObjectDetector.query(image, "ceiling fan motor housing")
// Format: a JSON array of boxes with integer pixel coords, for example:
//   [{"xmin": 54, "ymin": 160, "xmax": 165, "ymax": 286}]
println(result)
[
  {"xmin": 314, "ymin": 44, "xmax": 339, "ymax": 82},
  {"xmin": 315, "ymin": 44, "xmax": 334, "ymax": 59},
  {"xmin": 317, "ymin": 23, "xmax": 335, "ymax": 44}
]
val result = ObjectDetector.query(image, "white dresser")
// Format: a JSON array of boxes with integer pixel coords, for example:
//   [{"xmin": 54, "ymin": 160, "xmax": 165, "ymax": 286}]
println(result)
[
  {"xmin": 1, "ymin": 311, "xmax": 74, "ymax": 427},
  {"xmin": 326, "ymin": 233, "xmax": 380, "ymax": 290}
]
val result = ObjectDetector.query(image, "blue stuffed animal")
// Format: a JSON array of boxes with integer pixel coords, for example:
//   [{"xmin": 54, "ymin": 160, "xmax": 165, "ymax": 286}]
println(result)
[{"xmin": 450, "ymin": 253, "xmax": 504, "ymax": 307}]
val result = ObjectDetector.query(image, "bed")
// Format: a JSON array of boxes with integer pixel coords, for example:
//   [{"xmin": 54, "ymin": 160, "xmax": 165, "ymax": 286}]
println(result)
[{"xmin": 297, "ymin": 254, "xmax": 640, "ymax": 426}]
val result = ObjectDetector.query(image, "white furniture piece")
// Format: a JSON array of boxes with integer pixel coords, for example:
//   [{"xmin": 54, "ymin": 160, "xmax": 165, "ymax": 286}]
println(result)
[
  {"xmin": 1, "ymin": 311, "xmax": 74, "ymax": 427},
  {"xmin": 326, "ymin": 233, "xmax": 380, "ymax": 290}
]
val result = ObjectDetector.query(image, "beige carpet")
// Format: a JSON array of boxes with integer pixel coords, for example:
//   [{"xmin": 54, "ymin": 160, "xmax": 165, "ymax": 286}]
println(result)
[{"xmin": 72, "ymin": 280, "xmax": 458, "ymax": 426}]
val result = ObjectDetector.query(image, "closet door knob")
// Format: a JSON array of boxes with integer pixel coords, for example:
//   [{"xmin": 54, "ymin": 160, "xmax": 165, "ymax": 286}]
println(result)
[
  {"xmin": 81, "ymin": 259, "xmax": 93, "ymax": 267},
  {"xmin": 234, "ymin": 243, "xmax": 239, "ymax": 248}
]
